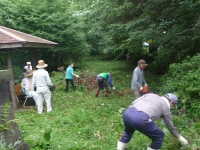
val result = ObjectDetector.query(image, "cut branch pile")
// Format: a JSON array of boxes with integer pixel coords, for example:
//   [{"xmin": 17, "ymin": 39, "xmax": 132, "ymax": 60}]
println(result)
[
  {"xmin": 53, "ymin": 70, "xmax": 132, "ymax": 96},
  {"xmin": 74, "ymin": 70, "xmax": 97, "ymax": 91}
]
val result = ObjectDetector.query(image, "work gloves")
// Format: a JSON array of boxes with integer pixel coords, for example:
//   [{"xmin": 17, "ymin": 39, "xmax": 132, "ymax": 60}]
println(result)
[
  {"xmin": 178, "ymin": 135, "xmax": 188, "ymax": 145},
  {"xmin": 140, "ymin": 84, "xmax": 148, "ymax": 91},
  {"xmin": 75, "ymin": 75, "xmax": 79, "ymax": 78},
  {"xmin": 49, "ymin": 85, "xmax": 54, "ymax": 91}
]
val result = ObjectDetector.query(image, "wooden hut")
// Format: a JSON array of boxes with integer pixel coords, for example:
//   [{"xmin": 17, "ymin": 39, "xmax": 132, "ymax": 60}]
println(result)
[{"xmin": 0, "ymin": 25, "xmax": 57, "ymax": 109}]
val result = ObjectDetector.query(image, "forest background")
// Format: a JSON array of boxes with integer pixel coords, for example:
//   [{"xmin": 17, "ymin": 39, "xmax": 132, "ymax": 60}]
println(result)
[{"xmin": 0, "ymin": 0, "xmax": 200, "ymax": 149}]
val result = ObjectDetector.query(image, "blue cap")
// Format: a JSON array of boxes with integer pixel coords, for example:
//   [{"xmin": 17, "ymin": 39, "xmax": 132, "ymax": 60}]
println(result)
[{"xmin": 164, "ymin": 93, "xmax": 178, "ymax": 108}]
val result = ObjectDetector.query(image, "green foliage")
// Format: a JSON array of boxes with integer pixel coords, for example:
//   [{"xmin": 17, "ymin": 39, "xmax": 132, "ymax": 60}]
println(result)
[
  {"xmin": 14, "ymin": 56, "xmax": 200, "ymax": 149},
  {"xmin": 72, "ymin": 0, "xmax": 200, "ymax": 73},
  {"xmin": 0, "ymin": 136, "xmax": 21, "ymax": 150},
  {"xmin": 0, "ymin": 103, "xmax": 17, "ymax": 133},
  {"xmin": 0, "ymin": 0, "xmax": 88, "ymax": 69},
  {"xmin": 31, "ymin": 127, "xmax": 52, "ymax": 150},
  {"xmin": 0, "ymin": 103, "xmax": 10, "ymax": 131},
  {"xmin": 160, "ymin": 53, "xmax": 200, "ymax": 118},
  {"xmin": 1, "ymin": 0, "xmax": 200, "ymax": 73},
  {"xmin": 0, "ymin": 0, "xmax": 19, "ymax": 27}
]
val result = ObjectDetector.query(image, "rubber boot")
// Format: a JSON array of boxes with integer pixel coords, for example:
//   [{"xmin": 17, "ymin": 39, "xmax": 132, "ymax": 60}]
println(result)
[
  {"xmin": 95, "ymin": 91, "xmax": 99, "ymax": 97},
  {"xmin": 106, "ymin": 92, "xmax": 109, "ymax": 97},
  {"xmin": 147, "ymin": 146, "xmax": 157, "ymax": 150},
  {"xmin": 117, "ymin": 141, "xmax": 126, "ymax": 150}
]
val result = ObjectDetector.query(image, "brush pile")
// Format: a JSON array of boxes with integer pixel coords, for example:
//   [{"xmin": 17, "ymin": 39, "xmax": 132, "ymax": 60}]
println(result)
[{"xmin": 74, "ymin": 70, "xmax": 97, "ymax": 91}]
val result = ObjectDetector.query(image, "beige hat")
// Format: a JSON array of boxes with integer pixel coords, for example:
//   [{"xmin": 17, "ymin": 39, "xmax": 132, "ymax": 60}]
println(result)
[
  {"xmin": 24, "ymin": 70, "xmax": 35, "ymax": 77},
  {"xmin": 138, "ymin": 59, "xmax": 148, "ymax": 66},
  {"xmin": 36, "ymin": 60, "xmax": 48, "ymax": 68}
]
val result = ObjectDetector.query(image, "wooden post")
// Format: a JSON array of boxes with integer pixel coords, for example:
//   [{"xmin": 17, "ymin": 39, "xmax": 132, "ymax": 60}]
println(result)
[
  {"xmin": 6, "ymin": 49, "xmax": 17, "ymax": 109},
  {"xmin": 31, "ymin": 49, "xmax": 36, "ymax": 70}
]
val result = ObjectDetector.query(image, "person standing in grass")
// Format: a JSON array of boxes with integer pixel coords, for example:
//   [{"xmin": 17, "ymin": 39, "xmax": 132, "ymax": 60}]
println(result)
[
  {"xmin": 32, "ymin": 60, "xmax": 53, "ymax": 114},
  {"xmin": 65, "ymin": 62, "xmax": 79, "ymax": 92},
  {"xmin": 117, "ymin": 93, "xmax": 188, "ymax": 150},
  {"xmin": 131, "ymin": 59, "xmax": 148, "ymax": 99},
  {"xmin": 95, "ymin": 72, "xmax": 115, "ymax": 97}
]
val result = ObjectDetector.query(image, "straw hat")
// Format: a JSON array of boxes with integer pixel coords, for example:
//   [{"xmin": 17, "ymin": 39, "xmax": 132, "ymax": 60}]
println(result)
[
  {"xmin": 138, "ymin": 59, "xmax": 148, "ymax": 66},
  {"xmin": 24, "ymin": 70, "xmax": 35, "ymax": 77},
  {"xmin": 36, "ymin": 60, "xmax": 48, "ymax": 68}
]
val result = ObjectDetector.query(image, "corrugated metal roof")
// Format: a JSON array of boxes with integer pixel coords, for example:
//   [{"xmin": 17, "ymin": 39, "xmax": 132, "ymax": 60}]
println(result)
[{"xmin": 0, "ymin": 25, "xmax": 57, "ymax": 49}]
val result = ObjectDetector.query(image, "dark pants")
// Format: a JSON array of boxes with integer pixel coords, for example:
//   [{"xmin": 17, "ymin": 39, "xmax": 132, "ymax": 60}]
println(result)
[
  {"xmin": 65, "ymin": 79, "xmax": 75, "ymax": 92},
  {"xmin": 120, "ymin": 108, "xmax": 164, "ymax": 149},
  {"xmin": 96, "ymin": 78, "xmax": 109, "ymax": 92}
]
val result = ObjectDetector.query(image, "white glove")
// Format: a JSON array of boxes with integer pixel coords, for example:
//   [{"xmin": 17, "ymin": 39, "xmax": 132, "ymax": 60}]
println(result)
[
  {"xmin": 75, "ymin": 75, "xmax": 79, "ymax": 78},
  {"xmin": 178, "ymin": 135, "xmax": 188, "ymax": 145},
  {"xmin": 140, "ymin": 86, "xmax": 143, "ymax": 91},
  {"xmin": 112, "ymin": 87, "xmax": 115, "ymax": 90},
  {"xmin": 145, "ymin": 84, "xmax": 148, "ymax": 87}
]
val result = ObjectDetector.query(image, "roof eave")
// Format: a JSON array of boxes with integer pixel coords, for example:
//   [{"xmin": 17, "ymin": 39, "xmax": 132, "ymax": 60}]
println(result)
[{"xmin": 0, "ymin": 42, "xmax": 58, "ymax": 49}]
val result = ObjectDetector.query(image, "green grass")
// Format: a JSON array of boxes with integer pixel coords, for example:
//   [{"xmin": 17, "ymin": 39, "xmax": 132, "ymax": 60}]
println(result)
[{"xmin": 14, "ymin": 56, "xmax": 200, "ymax": 150}]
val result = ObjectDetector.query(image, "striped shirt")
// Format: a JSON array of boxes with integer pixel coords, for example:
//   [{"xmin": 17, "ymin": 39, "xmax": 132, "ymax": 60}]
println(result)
[{"xmin": 129, "ymin": 93, "xmax": 180, "ymax": 137}]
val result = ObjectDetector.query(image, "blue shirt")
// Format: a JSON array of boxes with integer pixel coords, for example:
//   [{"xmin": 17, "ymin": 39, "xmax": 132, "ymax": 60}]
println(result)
[{"xmin": 65, "ymin": 66, "xmax": 73, "ymax": 79}]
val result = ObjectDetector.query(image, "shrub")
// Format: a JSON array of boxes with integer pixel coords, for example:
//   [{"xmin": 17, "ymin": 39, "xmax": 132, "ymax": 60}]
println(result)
[{"xmin": 160, "ymin": 53, "xmax": 200, "ymax": 118}]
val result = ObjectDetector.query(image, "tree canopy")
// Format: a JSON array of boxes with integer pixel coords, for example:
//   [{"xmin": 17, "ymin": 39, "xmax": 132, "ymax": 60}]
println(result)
[{"xmin": 0, "ymin": 0, "xmax": 200, "ymax": 73}]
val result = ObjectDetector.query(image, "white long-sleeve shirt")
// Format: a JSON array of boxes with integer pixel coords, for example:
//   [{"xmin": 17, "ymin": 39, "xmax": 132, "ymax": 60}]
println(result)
[{"xmin": 32, "ymin": 69, "xmax": 53, "ymax": 87}]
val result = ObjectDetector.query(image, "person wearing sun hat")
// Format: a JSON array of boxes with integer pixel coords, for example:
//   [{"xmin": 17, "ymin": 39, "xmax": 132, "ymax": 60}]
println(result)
[
  {"xmin": 21, "ymin": 70, "xmax": 39, "ymax": 106},
  {"xmin": 131, "ymin": 59, "xmax": 148, "ymax": 99},
  {"xmin": 117, "ymin": 93, "xmax": 188, "ymax": 150},
  {"xmin": 32, "ymin": 60, "xmax": 53, "ymax": 114}
]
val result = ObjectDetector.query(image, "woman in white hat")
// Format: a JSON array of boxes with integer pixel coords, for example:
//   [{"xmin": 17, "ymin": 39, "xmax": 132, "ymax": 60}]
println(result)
[
  {"xmin": 21, "ymin": 70, "xmax": 38, "ymax": 106},
  {"xmin": 24, "ymin": 62, "xmax": 32, "ymax": 70},
  {"xmin": 32, "ymin": 60, "xmax": 53, "ymax": 114}
]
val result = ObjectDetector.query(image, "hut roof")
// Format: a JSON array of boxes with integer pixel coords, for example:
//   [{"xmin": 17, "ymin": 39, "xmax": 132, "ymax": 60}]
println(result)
[{"xmin": 0, "ymin": 26, "xmax": 57, "ymax": 49}]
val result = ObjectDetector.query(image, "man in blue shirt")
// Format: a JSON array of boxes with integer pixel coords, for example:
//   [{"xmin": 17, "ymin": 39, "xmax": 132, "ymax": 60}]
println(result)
[{"xmin": 65, "ymin": 62, "xmax": 79, "ymax": 92}]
